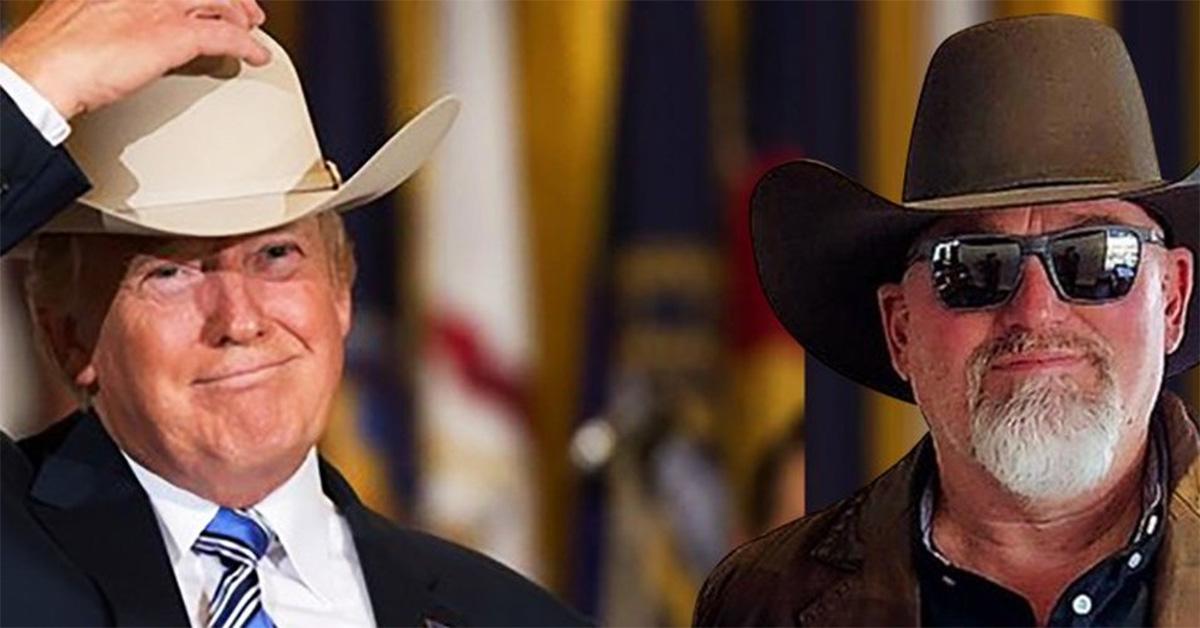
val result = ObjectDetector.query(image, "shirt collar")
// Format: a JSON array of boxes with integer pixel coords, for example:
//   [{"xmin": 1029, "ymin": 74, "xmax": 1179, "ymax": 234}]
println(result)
[
  {"xmin": 252, "ymin": 449, "xmax": 340, "ymax": 603},
  {"xmin": 121, "ymin": 448, "xmax": 339, "ymax": 602},
  {"xmin": 122, "ymin": 452, "xmax": 218, "ymax": 566},
  {"xmin": 915, "ymin": 411, "xmax": 1170, "ymax": 558}
]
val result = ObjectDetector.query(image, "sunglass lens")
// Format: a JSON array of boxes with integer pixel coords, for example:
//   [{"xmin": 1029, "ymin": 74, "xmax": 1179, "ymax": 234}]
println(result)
[
  {"xmin": 931, "ymin": 238, "xmax": 1022, "ymax": 308},
  {"xmin": 1049, "ymin": 228, "xmax": 1141, "ymax": 301}
]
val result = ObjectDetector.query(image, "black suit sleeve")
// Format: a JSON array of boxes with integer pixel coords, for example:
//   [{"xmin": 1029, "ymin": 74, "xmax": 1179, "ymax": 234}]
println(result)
[{"xmin": 0, "ymin": 88, "xmax": 91, "ymax": 254}]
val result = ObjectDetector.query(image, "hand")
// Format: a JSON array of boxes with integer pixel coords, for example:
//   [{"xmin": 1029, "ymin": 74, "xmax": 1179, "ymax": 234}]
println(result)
[{"xmin": 0, "ymin": 0, "xmax": 271, "ymax": 120}]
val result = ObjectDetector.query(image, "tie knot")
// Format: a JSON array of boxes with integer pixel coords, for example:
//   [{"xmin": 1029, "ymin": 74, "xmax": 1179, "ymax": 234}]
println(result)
[{"xmin": 193, "ymin": 507, "xmax": 272, "ymax": 564}]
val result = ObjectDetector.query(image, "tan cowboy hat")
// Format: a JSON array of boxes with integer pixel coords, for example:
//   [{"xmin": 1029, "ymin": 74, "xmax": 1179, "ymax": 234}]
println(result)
[
  {"xmin": 752, "ymin": 15, "xmax": 1199, "ymax": 403},
  {"xmin": 37, "ymin": 29, "xmax": 458, "ymax": 237}
]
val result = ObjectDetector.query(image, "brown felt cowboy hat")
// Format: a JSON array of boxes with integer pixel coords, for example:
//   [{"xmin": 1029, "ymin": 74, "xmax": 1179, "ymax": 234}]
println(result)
[{"xmin": 752, "ymin": 14, "xmax": 1199, "ymax": 403}]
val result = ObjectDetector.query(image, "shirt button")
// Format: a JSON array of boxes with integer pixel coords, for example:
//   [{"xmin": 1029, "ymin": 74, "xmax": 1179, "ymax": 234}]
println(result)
[
  {"xmin": 1127, "ymin": 551, "xmax": 1143, "ymax": 569},
  {"xmin": 1072, "ymin": 594, "xmax": 1093, "ymax": 616},
  {"xmin": 1145, "ymin": 514, "xmax": 1159, "ymax": 536},
  {"xmin": 941, "ymin": 575, "xmax": 956, "ymax": 587}
]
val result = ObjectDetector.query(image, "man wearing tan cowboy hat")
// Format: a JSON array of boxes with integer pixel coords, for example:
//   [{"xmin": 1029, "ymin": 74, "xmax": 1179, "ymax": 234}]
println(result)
[
  {"xmin": 0, "ymin": 3, "xmax": 587, "ymax": 627},
  {"xmin": 695, "ymin": 15, "xmax": 1198, "ymax": 627},
  {"xmin": 1, "ymin": 2, "xmax": 270, "ymax": 624}
]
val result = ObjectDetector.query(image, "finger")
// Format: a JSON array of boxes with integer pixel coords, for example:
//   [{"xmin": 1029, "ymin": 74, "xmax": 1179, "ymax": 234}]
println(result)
[
  {"xmin": 189, "ymin": 20, "xmax": 272, "ymax": 66},
  {"xmin": 183, "ymin": 0, "xmax": 251, "ymax": 30},
  {"xmin": 240, "ymin": 0, "xmax": 267, "ymax": 27}
]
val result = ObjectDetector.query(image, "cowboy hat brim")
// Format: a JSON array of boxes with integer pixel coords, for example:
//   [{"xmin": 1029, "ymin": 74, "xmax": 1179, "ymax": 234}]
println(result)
[
  {"xmin": 39, "ymin": 95, "xmax": 460, "ymax": 238},
  {"xmin": 751, "ymin": 159, "xmax": 1199, "ymax": 403}
]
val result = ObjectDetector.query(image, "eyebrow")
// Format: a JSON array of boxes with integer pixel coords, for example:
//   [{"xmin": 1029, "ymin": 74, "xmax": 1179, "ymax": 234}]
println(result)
[{"xmin": 123, "ymin": 224, "xmax": 313, "ymax": 271}]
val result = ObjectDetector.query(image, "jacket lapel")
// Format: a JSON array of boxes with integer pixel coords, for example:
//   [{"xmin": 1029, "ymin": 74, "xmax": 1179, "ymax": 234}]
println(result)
[
  {"xmin": 26, "ymin": 412, "xmax": 189, "ymax": 627},
  {"xmin": 792, "ymin": 393, "xmax": 1199, "ymax": 627},
  {"xmin": 796, "ymin": 439, "xmax": 926, "ymax": 627},
  {"xmin": 1152, "ymin": 394, "xmax": 1200, "ymax": 627},
  {"xmin": 320, "ymin": 460, "xmax": 466, "ymax": 628}
]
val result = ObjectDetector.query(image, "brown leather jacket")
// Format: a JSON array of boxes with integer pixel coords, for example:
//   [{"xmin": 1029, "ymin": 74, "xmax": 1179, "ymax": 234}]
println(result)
[{"xmin": 694, "ymin": 392, "xmax": 1200, "ymax": 627}]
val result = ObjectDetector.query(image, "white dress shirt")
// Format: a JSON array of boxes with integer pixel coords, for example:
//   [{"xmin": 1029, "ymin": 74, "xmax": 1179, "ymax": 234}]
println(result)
[
  {"xmin": 0, "ymin": 62, "xmax": 71, "ymax": 145},
  {"xmin": 123, "ymin": 449, "xmax": 378, "ymax": 628}
]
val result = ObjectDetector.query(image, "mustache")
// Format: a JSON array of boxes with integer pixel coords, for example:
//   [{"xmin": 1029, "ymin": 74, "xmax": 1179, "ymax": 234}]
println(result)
[
  {"xmin": 970, "ymin": 327, "xmax": 1113, "ymax": 373},
  {"xmin": 966, "ymin": 328, "xmax": 1115, "ymax": 413}
]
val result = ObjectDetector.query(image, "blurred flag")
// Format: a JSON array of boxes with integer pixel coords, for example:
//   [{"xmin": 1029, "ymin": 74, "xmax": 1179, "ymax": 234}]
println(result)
[
  {"xmin": 299, "ymin": 2, "xmax": 412, "ymax": 518},
  {"xmin": 740, "ymin": 2, "xmax": 863, "ymax": 514},
  {"xmin": 1117, "ymin": 0, "xmax": 1200, "ymax": 404},
  {"xmin": 415, "ymin": 1, "xmax": 541, "ymax": 580},
  {"xmin": 723, "ymin": 1, "xmax": 865, "ymax": 531},
  {"xmin": 571, "ymin": 3, "xmax": 730, "ymax": 624},
  {"xmin": 513, "ymin": 0, "xmax": 623, "ymax": 593}
]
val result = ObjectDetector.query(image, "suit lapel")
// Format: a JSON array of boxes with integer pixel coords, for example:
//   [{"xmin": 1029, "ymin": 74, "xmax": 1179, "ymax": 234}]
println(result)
[
  {"xmin": 26, "ymin": 413, "xmax": 189, "ymax": 627},
  {"xmin": 320, "ymin": 460, "xmax": 466, "ymax": 627}
]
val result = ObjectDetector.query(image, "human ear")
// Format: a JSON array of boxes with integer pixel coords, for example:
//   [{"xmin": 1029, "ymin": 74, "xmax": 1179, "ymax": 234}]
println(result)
[
  {"xmin": 877, "ymin": 282, "xmax": 912, "ymax": 381},
  {"xmin": 37, "ymin": 309, "xmax": 98, "ymax": 389},
  {"xmin": 1162, "ymin": 247, "xmax": 1194, "ymax": 355}
]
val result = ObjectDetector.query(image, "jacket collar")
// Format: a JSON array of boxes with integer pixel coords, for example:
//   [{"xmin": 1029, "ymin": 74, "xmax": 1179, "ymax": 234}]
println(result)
[
  {"xmin": 797, "ymin": 391, "xmax": 1200, "ymax": 627},
  {"xmin": 27, "ymin": 410, "xmax": 473, "ymax": 628},
  {"xmin": 26, "ymin": 411, "xmax": 189, "ymax": 627},
  {"xmin": 797, "ymin": 435, "xmax": 925, "ymax": 626},
  {"xmin": 1150, "ymin": 392, "xmax": 1200, "ymax": 626},
  {"xmin": 319, "ymin": 458, "xmax": 468, "ymax": 627}
]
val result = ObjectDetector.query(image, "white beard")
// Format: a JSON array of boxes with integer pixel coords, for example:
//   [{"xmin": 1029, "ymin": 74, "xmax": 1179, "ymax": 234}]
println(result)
[{"xmin": 966, "ymin": 336, "xmax": 1122, "ymax": 502}]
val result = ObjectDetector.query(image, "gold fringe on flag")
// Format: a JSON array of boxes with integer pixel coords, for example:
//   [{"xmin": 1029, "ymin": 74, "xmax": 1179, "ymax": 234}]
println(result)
[{"xmin": 514, "ymin": 0, "xmax": 623, "ymax": 593}]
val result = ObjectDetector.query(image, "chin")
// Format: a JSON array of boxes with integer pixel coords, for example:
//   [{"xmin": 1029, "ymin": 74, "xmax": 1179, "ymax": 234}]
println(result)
[
  {"xmin": 205, "ymin": 438, "xmax": 310, "ymax": 478},
  {"xmin": 202, "ymin": 406, "xmax": 315, "ymax": 455},
  {"xmin": 969, "ymin": 372, "xmax": 1123, "ymax": 501}
]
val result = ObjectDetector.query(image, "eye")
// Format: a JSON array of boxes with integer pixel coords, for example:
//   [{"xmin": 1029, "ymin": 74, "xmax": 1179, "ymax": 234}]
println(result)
[
  {"xmin": 263, "ymin": 242, "xmax": 299, "ymax": 259},
  {"xmin": 149, "ymin": 265, "xmax": 181, "ymax": 279},
  {"xmin": 140, "ymin": 262, "xmax": 201, "ymax": 297},
  {"xmin": 253, "ymin": 240, "xmax": 305, "ymax": 278}
]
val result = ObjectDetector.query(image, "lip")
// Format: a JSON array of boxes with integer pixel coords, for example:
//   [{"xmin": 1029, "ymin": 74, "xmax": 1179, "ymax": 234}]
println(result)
[
  {"xmin": 990, "ymin": 352, "xmax": 1086, "ymax": 372},
  {"xmin": 193, "ymin": 356, "xmax": 299, "ymax": 387}
]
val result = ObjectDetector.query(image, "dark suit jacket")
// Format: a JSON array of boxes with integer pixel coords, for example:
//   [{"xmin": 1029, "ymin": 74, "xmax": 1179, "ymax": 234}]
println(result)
[
  {"xmin": 1, "ymin": 431, "xmax": 109, "ymax": 627},
  {"xmin": 0, "ymin": 86, "xmax": 106, "ymax": 626},
  {"xmin": 8, "ymin": 412, "xmax": 589, "ymax": 627},
  {"xmin": 0, "ymin": 87, "xmax": 91, "ymax": 255}
]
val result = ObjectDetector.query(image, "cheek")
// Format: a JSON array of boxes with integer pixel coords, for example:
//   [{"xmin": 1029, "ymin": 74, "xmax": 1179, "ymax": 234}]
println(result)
[
  {"xmin": 901, "ymin": 281, "xmax": 992, "ymax": 417},
  {"xmin": 908, "ymin": 312, "xmax": 980, "ymax": 388},
  {"xmin": 256, "ymin": 281, "xmax": 347, "ymax": 409},
  {"xmin": 259, "ymin": 280, "xmax": 345, "ymax": 348},
  {"xmin": 1079, "ymin": 269, "xmax": 1167, "ymax": 401},
  {"xmin": 94, "ymin": 299, "xmax": 199, "ymax": 395},
  {"xmin": 90, "ymin": 297, "xmax": 205, "ymax": 452}
]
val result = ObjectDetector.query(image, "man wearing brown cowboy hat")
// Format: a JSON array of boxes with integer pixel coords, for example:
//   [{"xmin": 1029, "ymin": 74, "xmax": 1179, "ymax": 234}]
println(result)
[
  {"xmin": 0, "ymin": 3, "xmax": 587, "ymax": 626},
  {"xmin": 695, "ymin": 15, "xmax": 1198, "ymax": 627}
]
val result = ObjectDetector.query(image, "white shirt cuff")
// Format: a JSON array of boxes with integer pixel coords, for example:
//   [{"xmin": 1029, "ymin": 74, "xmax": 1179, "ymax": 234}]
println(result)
[{"xmin": 0, "ymin": 62, "xmax": 71, "ymax": 146}]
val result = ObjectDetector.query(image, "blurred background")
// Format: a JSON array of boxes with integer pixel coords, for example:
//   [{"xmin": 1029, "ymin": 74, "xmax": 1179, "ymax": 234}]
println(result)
[{"xmin": 1, "ymin": 0, "xmax": 1195, "ymax": 625}]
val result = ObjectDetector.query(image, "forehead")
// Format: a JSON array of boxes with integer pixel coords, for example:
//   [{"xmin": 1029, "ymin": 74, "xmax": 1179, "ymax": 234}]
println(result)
[{"xmin": 919, "ymin": 198, "xmax": 1162, "ymax": 239}]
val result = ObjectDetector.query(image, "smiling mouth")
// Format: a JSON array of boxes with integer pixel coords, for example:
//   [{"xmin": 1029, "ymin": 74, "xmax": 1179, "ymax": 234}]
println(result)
[{"xmin": 193, "ymin": 356, "xmax": 298, "ymax": 386}]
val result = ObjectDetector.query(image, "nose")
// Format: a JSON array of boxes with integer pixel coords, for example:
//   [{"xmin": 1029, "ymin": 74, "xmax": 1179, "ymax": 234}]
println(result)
[
  {"xmin": 996, "ymin": 255, "xmax": 1072, "ymax": 329},
  {"xmin": 201, "ymin": 272, "xmax": 269, "ymax": 346}
]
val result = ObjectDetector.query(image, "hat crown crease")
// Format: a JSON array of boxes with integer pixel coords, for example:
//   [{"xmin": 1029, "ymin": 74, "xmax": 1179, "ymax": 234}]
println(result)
[{"xmin": 903, "ymin": 15, "xmax": 1161, "ymax": 204}]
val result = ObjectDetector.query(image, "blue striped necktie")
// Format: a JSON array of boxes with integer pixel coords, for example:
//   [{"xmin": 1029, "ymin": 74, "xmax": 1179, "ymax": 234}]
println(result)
[{"xmin": 193, "ymin": 507, "xmax": 277, "ymax": 628}]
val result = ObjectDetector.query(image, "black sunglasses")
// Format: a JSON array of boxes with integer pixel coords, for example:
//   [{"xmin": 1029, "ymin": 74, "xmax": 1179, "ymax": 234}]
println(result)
[{"xmin": 907, "ymin": 224, "xmax": 1166, "ymax": 310}]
